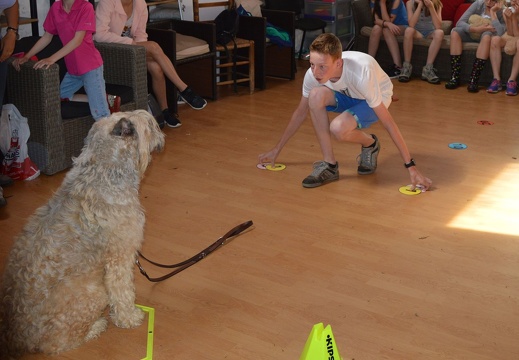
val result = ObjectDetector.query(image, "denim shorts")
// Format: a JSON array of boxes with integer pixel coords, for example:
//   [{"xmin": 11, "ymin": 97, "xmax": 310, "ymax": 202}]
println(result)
[
  {"xmin": 60, "ymin": 65, "xmax": 110, "ymax": 120},
  {"xmin": 325, "ymin": 91, "xmax": 379, "ymax": 129},
  {"xmin": 451, "ymin": 27, "xmax": 494, "ymax": 43}
]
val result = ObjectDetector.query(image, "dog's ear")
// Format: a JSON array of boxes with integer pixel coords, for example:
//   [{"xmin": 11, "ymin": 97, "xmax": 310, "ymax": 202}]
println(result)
[{"xmin": 111, "ymin": 118, "xmax": 136, "ymax": 137}]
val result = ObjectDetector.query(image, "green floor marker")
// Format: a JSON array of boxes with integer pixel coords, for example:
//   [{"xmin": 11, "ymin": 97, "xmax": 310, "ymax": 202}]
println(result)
[{"xmin": 136, "ymin": 304, "xmax": 155, "ymax": 360}]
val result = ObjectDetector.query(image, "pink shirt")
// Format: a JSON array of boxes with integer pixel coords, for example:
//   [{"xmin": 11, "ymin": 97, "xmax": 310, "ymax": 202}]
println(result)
[
  {"xmin": 94, "ymin": 0, "xmax": 149, "ymax": 44},
  {"xmin": 44, "ymin": 0, "xmax": 103, "ymax": 76}
]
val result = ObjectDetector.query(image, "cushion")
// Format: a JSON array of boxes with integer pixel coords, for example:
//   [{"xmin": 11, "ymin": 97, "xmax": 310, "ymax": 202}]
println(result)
[
  {"xmin": 453, "ymin": 3, "xmax": 472, "ymax": 26},
  {"xmin": 176, "ymin": 33, "xmax": 210, "ymax": 60},
  {"xmin": 148, "ymin": 4, "xmax": 181, "ymax": 21},
  {"xmin": 441, "ymin": 0, "xmax": 465, "ymax": 21},
  {"xmin": 441, "ymin": 20, "xmax": 453, "ymax": 35},
  {"xmin": 235, "ymin": 0, "xmax": 263, "ymax": 17}
]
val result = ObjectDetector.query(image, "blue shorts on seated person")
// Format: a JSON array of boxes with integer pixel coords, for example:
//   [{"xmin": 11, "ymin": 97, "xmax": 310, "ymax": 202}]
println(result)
[{"xmin": 326, "ymin": 91, "xmax": 379, "ymax": 129}]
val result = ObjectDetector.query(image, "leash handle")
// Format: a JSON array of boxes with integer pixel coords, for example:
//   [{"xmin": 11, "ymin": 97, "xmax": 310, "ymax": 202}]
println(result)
[{"xmin": 136, "ymin": 220, "xmax": 253, "ymax": 282}]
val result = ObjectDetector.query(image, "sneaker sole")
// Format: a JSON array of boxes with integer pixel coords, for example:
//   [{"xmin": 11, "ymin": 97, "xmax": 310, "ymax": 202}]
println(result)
[
  {"xmin": 506, "ymin": 92, "xmax": 518, "ymax": 96},
  {"xmin": 302, "ymin": 176, "xmax": 339, "ymax": 188},
  {"xmin": 166, "ymin": 122, "xmax": 182, "ymax": 128},
  {"xmin": 422, "ymin": 77, "xmax": 440, "ymax": 84},
  {"xmin": 181, "ymin": 97, "xmax": 208, "ymax": 110}
]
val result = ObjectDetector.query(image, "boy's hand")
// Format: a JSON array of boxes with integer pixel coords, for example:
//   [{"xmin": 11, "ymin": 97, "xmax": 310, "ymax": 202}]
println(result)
[
  {"xmin": 258, "ymin": 148, "xmax": 279, "ymax": 168},
  {"xmin": 408, "ymin": 167, "xmax": 432, "ymax": 191}
]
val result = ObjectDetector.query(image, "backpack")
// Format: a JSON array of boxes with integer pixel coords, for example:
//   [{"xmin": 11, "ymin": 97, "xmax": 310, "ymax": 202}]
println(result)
[{"xmin": 214, "ymin": 7, "xmax": 239, "ymax": 46}]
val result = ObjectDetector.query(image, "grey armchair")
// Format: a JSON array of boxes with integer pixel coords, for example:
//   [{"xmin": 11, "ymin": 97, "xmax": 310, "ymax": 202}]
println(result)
[{"xmin": 6, "ymin": 42, "xmax": 148, "ymax": 175}]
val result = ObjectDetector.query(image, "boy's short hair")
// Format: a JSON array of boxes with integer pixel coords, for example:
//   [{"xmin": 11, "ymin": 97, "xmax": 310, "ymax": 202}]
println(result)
[{"xmin": 309, "ymin": 33, "xmax": 342, "ymax": 61}]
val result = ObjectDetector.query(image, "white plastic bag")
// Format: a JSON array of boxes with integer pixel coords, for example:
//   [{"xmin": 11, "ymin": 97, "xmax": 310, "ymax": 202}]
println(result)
[{"xmin": 0, "ymin": 104, "xmax": 40, "ymax": 181}]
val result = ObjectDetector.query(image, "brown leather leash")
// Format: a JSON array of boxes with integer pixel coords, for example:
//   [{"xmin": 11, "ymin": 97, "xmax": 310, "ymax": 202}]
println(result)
[{"xmin": 136, "ymin": 220, "xmax": 253, "ymax": 282}]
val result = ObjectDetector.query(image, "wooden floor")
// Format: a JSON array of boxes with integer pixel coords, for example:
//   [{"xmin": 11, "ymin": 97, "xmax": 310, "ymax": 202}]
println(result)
[{"xmin": 1, "ymin": 60, "xmax": 519, "ymax": 360}]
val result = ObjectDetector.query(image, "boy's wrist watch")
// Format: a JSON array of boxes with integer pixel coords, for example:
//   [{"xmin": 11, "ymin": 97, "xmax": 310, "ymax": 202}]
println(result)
[
  {"xmin": 6, "ymin": 27, "xmax": 19, "ymax": 40},
  {"xmin": 404, "ymin": 158, "xmax": 416, "ymax": 168}
]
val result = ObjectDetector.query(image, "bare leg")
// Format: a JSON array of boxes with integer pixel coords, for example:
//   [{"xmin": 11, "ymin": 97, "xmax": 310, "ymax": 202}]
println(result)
[
  {"xmin": 490, "ymin": 36, "xmax": 505, "ymax": 80},
  {"xmin": 368, "ymin": 25, "xmax": 383, "ymax": 57},
  {"xmin": 147, "ymin": 60, "xmax": 169, "ymax": 110},
  {"xmin": 450, "ymin": 30, "xmax": 463, "ymax": 55},
  {"xmin": 138, "ymin": 40, "xmax": 188, "ymax": 92},
  {"xmin": 403, "ymin": 27, "xmax": 417, "ymax": 63},
  {"xmin": 307, "ymin": 87, "xmax": 337, "ymax": 164},
  {"xmin": 426, "ymin": 29, "xmax": 444, "ymax": 65},
  {"xmin": 383, "ymin": 27, "xmax": 403, "ymax": 67},
  {"xmin": 509, "ymin": 39, "xmax": 519, "ymax": 81}
]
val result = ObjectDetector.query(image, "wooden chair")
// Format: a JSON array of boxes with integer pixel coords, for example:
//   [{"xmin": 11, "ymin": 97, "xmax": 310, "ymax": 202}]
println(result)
[{"xmin": 216, "ymin": 38, "xmax": 255, "ymax": 94}]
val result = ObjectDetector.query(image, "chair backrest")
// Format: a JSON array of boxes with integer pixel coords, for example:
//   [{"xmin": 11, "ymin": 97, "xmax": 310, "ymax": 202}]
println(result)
[
  {"xmin": 192, "ymin": 0, "xmax": 235, "ymax": 22},
  {"xmin": 264, "ymin": 0, "xmax": 303, "ymax": 16}
]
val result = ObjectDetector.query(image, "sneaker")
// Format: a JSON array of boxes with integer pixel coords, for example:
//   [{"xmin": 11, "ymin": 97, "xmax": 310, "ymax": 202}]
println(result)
[
  {"xmin": 445, "ymin": 78, "xmax": 460, "ymax": 90},
  {"xmin": 164, "ymin": 111, "xmax": 182, "ymax": 128},
  {"xmin": 421, "ymin": 64, "xmax": 440, "ymax": 84},
  {"xmin": 385, "ymin": 64, "xmax": 401, "ymax": 79},
  {"xmin": 0, "ymin": 186, "xmax": 6, "ymax": 208},
  {"xmin": 0, "ymin": 174, "xmax": 13, "ymax": 187},
  {"xmin": 506, "ymin": 80, "xmax": 518, "ymax": 96},
  {"xmin": 107, "ymin": 94, "xmax": 121, "ymax": 113},
  {"xmin": 180, "ymin": 87, "xmax": 207, "ymax": 110},
  {"xmin": 398, "ymin": 62, "xmax": 412, "ymax": 83},
  {"xmin": 486, "ymin": 79, "xmax": 502, "ymax": 93},
  {"xmin": 302, "ymin": 161, "xmax": 339, "ymax": 188},
  {"xmin": 357, "ymin": 134, "xmax": 380, "ymax": 175}
]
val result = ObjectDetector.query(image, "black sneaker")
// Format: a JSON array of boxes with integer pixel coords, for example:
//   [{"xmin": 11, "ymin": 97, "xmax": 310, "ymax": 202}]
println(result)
[
  {"xmin": 180, "ymin": 87, "xmax": 207, "ymax": 110},
  {"xmin": 164, "ymin": 110, "xmax": 182, "ymax": 128},
  {"xmin": 445, "ymin": 78, "xmax": 460, "ymax": 89},
  {"xmin": 385, "ymin": 64, "xmax": 401, "ymax": 79},
  {"xmin": 302, "ymin": 161, "xmax": 339, "ymax": 188}
]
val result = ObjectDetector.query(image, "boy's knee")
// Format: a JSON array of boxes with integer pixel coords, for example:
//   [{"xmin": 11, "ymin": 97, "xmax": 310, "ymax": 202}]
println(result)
[
  {"xmin": 308, "ymin": 87, "xmax": 331, "ymax": 108},
  {"xmin": 329, "ymin": 115, "xmax": 355, "ymax": 140}
]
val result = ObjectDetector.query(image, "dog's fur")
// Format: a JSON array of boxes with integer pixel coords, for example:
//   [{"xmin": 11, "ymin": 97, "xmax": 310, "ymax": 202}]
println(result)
[{"xmin": 0, "ymin": 110, "xmax": 165, "ymax": 358}]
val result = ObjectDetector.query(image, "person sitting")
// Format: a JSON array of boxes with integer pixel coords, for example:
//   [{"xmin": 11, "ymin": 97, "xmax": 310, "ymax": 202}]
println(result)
[
  {"xmin": 94, "ymin": 0, "xmax": 208, "ymax": 128},
  {"xmin": 368, "ymin": 0, "xmax": 409, "ymax": 78},
  {"xmin": 445, "ymin": 0, "xmax": 505, "ymax": 92},
  {"xmin": 487, "ymin": 0, "xmax": 519, "ymax": 95},
  {"xmin": 399, "ymin": 0, "xmax": 443, "ymax": 84}
]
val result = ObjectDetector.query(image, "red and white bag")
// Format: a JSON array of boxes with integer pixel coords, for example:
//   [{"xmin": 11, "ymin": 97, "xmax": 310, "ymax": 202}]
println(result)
[{"xmin": 0, "ymin": 104, "xmax": 40, "ymax": 181}]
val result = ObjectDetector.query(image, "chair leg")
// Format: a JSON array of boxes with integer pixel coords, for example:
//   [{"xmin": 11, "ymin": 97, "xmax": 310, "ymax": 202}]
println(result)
[
  {"xmin": 298, "ymin": 30, "xmax": 306, "ymax": 60},
  {"xmin": 249, "ymin": 40, "xmax": 255, "ymax": 94}
]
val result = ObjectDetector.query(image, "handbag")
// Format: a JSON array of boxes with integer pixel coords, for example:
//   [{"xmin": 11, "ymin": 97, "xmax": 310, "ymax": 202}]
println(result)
[{"xmin": 0, "ymin": 104, "xmax": 40, "ymax": 181}]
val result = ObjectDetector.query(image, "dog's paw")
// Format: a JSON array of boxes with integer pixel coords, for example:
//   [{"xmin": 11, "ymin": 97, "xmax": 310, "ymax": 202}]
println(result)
[{"xmin": 111, "ymin": 306, "xmax": 145, "ymax": 328}]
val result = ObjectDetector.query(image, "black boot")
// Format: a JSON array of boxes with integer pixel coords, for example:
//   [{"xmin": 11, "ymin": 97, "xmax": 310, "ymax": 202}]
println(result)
[
  {"xmin": 445, "ymin": 55, "xmax": 462, "ymax": 89},
  {"xmin": 467, "ymin": 58, "xmax": 486, "ymax": 93}
]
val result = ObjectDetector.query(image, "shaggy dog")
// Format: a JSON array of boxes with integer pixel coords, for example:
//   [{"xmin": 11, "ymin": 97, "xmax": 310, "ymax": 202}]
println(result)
[{"xmin": 0, "ymin": 110, "xmax": 165, "ymax": 358}]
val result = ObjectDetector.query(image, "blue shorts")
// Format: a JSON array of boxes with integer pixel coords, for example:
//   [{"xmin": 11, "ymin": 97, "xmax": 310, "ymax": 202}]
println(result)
[{"xmin": 325, "ymin": 91, "xmax": 379, "ymax": 129}]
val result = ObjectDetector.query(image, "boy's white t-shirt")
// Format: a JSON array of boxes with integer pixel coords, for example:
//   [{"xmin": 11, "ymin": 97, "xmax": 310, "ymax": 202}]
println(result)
[{"xmin": 302, "ymin": 51, "xmax": 393, "ymax": 109}]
